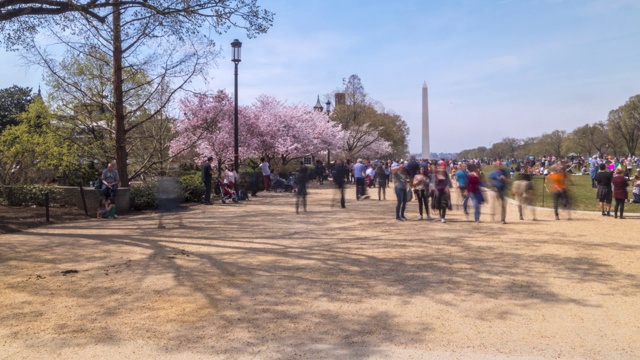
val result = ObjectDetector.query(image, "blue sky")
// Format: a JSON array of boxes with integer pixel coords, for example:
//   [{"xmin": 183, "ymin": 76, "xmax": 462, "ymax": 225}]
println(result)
[{"xmin": 1, "ymin": 0, "xmax": 639, "ymax": 154}]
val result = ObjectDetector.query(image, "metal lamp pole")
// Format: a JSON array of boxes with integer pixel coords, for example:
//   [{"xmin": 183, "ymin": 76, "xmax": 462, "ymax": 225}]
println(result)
[
  {"xmin": 231, "ymin": 39, "xmax": 242, "ymax": 192},
  {"xmin": 325, "ymin": 99, "xmax": 332, "ymax": 165}
]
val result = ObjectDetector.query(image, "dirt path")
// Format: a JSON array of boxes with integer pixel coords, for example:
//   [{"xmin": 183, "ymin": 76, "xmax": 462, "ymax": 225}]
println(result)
[{"xmin": 1, "ymin": 185, "xmax": 639, "ymax": 359}]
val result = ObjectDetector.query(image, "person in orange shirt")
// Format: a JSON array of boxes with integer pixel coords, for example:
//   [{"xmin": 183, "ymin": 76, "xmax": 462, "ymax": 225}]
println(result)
[{"xmin": 547, "ymin": 163, "xmax": 570, "ymax": 220}]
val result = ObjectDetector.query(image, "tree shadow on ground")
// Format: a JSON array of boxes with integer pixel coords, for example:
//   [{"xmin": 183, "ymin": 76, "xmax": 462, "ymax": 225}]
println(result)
[{"xmin": 2, "ymin": 190, "xmax": 639, "ymax": 358}]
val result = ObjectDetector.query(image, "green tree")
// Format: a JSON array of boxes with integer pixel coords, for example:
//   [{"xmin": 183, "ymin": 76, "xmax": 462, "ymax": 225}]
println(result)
[
  {"xmin": 0, "ymin": 85, "xmax": 34, "ymax": 132},
  {"xmin": 607, "ymin": 95, "xmax": 640, "ymax": 156},
  {"xmin": 0, "ymin": 97, "xmax": 80, "ymax": 185},
  {"xmin": 330, "ymin": 75, "xmax": 409, "ymax": 159},
  {"xmin": 538, "ymin": 130, "xmax": 566, "ymax": 158}
]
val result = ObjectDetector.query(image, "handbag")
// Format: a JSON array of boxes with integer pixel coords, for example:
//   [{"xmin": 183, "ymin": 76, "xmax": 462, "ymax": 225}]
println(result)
[{"xmin": 406, "ymin": 188, "xmax": 413, "ymax": 202}]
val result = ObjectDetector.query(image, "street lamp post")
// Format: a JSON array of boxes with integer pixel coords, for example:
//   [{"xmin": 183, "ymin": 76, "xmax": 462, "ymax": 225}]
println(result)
[
  {"xmin": 231, "ymin": 39, "xmax": 242, "ymax": 192},
  {"xmin": 325, "ymin": 99, "xmax": 332, "ymax": 165}
]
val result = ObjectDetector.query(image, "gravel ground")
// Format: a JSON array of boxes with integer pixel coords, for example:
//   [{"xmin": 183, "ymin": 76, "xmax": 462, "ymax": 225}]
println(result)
[{"xmin": 1, "ymin": 185, "xmax": 639, "ymax": 359}]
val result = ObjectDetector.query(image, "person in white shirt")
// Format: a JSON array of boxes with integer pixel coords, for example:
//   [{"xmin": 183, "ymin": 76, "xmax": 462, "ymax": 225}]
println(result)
[{"xmin": 258, "ymin": 157, "xmax": 271, "ymax": 192}]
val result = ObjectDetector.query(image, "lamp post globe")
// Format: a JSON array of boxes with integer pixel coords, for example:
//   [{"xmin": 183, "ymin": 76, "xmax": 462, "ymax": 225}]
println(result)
[{"xmin": 231, "ymin": 39, "xmax": 242, "ymax": 192}]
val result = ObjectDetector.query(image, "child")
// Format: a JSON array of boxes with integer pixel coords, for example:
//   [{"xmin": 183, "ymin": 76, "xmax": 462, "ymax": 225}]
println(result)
[{"xmin": 97, "ymin": 198, "xmax": 117, "ymax": 219}]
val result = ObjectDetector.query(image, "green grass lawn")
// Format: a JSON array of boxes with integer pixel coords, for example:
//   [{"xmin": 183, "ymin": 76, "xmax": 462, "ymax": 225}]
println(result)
[{"xmin": 479, "ymin": 167, "xmax": 639, "ymax": 213}]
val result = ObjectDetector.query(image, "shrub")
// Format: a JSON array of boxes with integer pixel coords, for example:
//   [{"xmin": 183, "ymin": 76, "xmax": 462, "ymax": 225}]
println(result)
[
  {"xmin": 129, "ymin": 183, "xmax": 158, "ymax": 210},
  {"xmin": 179, "ymin": 172, "xmax": 204, "ymax": 203},
  {"xmin": 0, "ymin": 185, "xmax": 64, "ymax": 206}
]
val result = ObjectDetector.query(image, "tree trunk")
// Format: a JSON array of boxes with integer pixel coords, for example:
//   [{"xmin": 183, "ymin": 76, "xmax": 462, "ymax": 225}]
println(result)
[{"xmin": 112, "ymin": 0, "xmax": 128, "ymax": 186}]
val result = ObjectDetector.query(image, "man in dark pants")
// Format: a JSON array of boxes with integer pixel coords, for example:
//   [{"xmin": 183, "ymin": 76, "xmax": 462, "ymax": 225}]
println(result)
[
  {"xmin": 333, "ymin": 160, "xmax": 348, "ymax": 208},
  {"xmin": 101, "ymin": 162, "xmax": 119, "ymax": 201},
  {"xmin": 202, "ymin": 156, "xmax": 213, "ymax": 205},
  {"xmin": 353, "ymin": 158, "xmax": 367, "ymax": 200}
]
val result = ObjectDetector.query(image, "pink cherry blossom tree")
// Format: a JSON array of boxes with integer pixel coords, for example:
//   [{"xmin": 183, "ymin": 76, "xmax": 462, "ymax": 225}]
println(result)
[
  {"xmin": 246, "ymin": 95, "xmax": 344, "ymax": 165},
  {"xmin": 172, "ymin": 92, "xmax": 347, "ymax": 170}
]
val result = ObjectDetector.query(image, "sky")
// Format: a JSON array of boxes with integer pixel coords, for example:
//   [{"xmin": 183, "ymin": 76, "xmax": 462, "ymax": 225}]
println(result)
[{"xmin": 1, "ymin": 0, "xmax": 640, "ymax": 155}]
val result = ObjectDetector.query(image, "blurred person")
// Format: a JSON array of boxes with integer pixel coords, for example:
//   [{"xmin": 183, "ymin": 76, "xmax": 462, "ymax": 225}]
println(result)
[
  {"xmin": 332, "ymin": 160, "xmax": 348, "ymax": 208},
  {"xmin": 547, "ymin": 163, "xmax": 570, "ymax": 220},
  {"xmin": 391, "ymin": 163, "xmax": 409, "ymax": 221},
  {"xmin": 157, "ymin": 171, "xmax": 184, "ymax": 228},
  {"xmin": 589, "ymin": 156, "xmax": 599, "ymax": 189},
  {"xmin": 432, "ymin": 163, "xmax": 451, "ymax": 223},
  {"xmin": 512, "ymin": 166, "xmax": 536, "ymax": 221},
  {"xmin": 353, "ymin": 158, "xmax": 367, "ymax": 200},
  {"xmin": 269, "ymin": 168, "xmax": 286, "ymax": 191},
  {"xmin": 467, "ymin": 166, "xmax": 484, "ymax": 222},
  {"xmin": 454, "ymin": 163, "xmax": 469, "ymax": 216},
  {"xmin": 295, "ymin": 161, "xmax": 308, "ymax": 214},
  {"xmin": 413, "ymin": 166, "xmax": 431, "ymax": 220},
  {"xmin": 315, "ymin": 160, "xmax": 326, "ymax": 185},
  {"xmin": 595, "ymin": 163, "xmax": 613, "ymax": 216},
  {"xmin": 612, "ymin": 168, "xmax": 629, "ymax": 219},
  {"xmin": 375, "ymin": 163, "xmax": 387, "ymax": 200},
  {"xmin": 489, "ymin": 159, "xmax": 508, "ymax": 224},
  {"xmin": 366, "ymin": 164, "xmax": 376, "ymax": 188}
]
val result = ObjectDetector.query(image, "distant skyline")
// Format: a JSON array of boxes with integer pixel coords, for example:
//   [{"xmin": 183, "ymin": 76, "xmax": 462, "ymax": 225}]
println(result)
[{"xmin": 1, "ymin": 0, "xmax": 639, "ymax": 154}]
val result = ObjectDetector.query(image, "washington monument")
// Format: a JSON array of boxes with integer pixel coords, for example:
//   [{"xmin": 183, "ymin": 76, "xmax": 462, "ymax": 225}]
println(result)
[{"xmin": 422, "ymin": 81, "xmax": 430, "ymax": 159}]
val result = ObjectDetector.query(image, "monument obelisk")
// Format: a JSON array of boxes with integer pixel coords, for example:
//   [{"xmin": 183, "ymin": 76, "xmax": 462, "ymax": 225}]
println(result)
[{"xmin": 422, "ymin": 81, "xmax": 430, "ymax": 159}]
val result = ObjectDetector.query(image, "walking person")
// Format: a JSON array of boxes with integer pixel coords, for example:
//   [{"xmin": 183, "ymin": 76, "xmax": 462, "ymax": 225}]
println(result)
[
  {"xmin": 455, "ymin": 163, "xmax": 469, "ymax": 216},
  {"xmin": 467, "ymin": 165, "xmax": 484, "ymax": 222},
  {"xmin": 295, "ymin": 161, "xmax": 308, "ymax": 214},
  {"xmin": 489, "ymin": 159, "xmax": 508, "ymax": 224},
  {"xmin": 353, "ymin": 159, "xmax": 367, "ymax": 200},
  {"xmin": 612, "ymin": 168, "xmax": 629, "ymax": 219},
  {"xmin": 512, "ymin": 166, "xmax": 536, "ymax": 221},
  {"xmin": 432, "ymin": 162, "xmax": 451, "ymax": 223},
  {"xmin": 391, "ymin": 163, "xmax": 409, "ymax": 221},
  {"xmin": 413, "ymin": 166, "xmax": 431, "ymax": 220},
  {"xmin": 315, "ymin": 160, "xmax": 326, "ymax": 185},
  {"xmin": 201, "ymin": 156, "xmax": 213, "ymax": 205},
  {"xmin": 332, "ymin": 160, "xmax": 348, "ymax": 208},
  {"xmin": 375, "ymin": 163, "xmax": 387, "ymax": 200},
  {"xmin": 547, "ymin": 163, "xmax": 570, "ymax": 220}
]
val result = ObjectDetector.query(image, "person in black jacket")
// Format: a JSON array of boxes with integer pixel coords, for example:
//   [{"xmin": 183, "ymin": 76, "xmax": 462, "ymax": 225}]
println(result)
[
  {"xmin": 202, "ymin": 156, "xmax": 213, "ymax": 205},
  {"xmin": 332, "ymin": 160, "xmax": 348, "ymax": 208}
]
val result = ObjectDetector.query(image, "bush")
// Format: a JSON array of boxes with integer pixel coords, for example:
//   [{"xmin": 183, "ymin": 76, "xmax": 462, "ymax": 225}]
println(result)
[
  {"xmin": 129, "ymin": 183, "xmax": 158, "ymax": 210},
  {"xmin": 179, "ymin": 172, "xmax": 204, "ymax": 203},
  {"xmin": 0, "ymin": 185, "xmax": 64, "ymax": 206}
]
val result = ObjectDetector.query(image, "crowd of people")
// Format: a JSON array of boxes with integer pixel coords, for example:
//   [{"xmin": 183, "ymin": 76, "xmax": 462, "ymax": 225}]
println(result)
[
  {"xmin": 323, "ymin": 155, "xmax": 640, "ymax": 223},
  {"xmin": 194, "ymin": 154, "xmax": 640, "ymax": 222}
]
